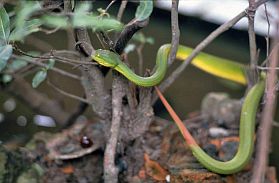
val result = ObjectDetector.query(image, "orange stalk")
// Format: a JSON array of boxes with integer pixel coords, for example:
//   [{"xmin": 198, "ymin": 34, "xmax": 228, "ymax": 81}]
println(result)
[{"xmin": 154, "ymin": 86, "xmax": 197, "ymax": 146}]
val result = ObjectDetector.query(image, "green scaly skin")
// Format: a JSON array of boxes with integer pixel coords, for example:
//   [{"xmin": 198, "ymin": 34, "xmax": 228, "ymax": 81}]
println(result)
[{"xmin": 190, "ymin": 80, "xmax": 265, "ymax": 174}]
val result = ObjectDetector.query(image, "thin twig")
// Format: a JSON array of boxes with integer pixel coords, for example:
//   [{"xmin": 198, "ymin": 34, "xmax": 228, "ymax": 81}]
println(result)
[
  {"xmin": 64, "ymin": 0, "xmax": 75, "ymax": 51},
  {"xmin": 47, "ymin": 80, "xmax": 90, "ymax": 104},
  {"xmin": 257, "ymin": 66, "xmax": 279, "ymax": 70},
  {"xmin": 116, "ymin": 0, "xmax": 128, "ymax": 21},
  {"xmin": 15, "ymin": 47, "xmax": 96, "ymax": 66},
  {"xmin": 247, "ymin": 0, "xmax": 258, "ymax": 87},
  {"xmin": 261, "ymin": 42, "xmax": 279, "ymax": 66},
  {"xmin": 264, "ymin": 3, "xmax": 271, "ymax": 57},
  {"xmin": 105, "ymin": 0, "xmax": 117, "ymax": 13},
  {"xmin": 103, "ymin": 73, "xmax": 125, "ymax": 183},
  {"xmin": 39, "ymin": 27, "xmax": 60, "ymax": 34},
  {"xmin": 250, "ymin": 36, "xmax": 279, "ymax": 183},
  {"xmin": 11, "ymin": 55, "xmax": 81, "ymax": 80},
  {"xmin": 114, "ymin": 0, "xmax": 128, "ymax": 42},
  {"xmin": 168, "ymin": 0, "xmax": 180, "ymax": 66}
]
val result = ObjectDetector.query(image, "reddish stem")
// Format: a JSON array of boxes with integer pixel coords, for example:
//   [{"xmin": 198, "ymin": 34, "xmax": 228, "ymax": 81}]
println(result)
[{"xmin": 154, "ymin": 86, "xmax": 197, "ymax": 146}]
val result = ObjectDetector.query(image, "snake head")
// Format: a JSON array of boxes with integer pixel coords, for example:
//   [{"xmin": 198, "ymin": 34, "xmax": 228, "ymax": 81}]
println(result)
[{"xmin": 92, "ymin": 49, "xmax": 120, "ymax": 68}]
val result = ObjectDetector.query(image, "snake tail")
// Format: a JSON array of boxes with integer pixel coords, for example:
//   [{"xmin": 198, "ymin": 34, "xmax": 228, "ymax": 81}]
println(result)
[{"xmin": 155, "ymin": 80, "xmax": 265, "ymax": 174}]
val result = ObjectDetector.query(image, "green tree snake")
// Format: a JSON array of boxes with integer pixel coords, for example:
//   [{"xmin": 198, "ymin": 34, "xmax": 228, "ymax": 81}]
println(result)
[{"xmin": 91, "ymin": 1, "xmax": 265, "ymax": 175}]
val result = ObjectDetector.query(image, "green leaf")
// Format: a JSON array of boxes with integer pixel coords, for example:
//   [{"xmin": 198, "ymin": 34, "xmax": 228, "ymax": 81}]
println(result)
[
  {"xmin": 32, "ymin": 70, "xmax": 47, "ymax": 88},
  {"xmin": 75, "ymin": 2, "xmax": 92, "ymax": 13},
  {"xmin": 2, "ymin": 74, "xmax": 12, "ymax": 83},
  {"xmin": 73, "ymin": 14, "xmax": 123, "ymax": 31},
  {"xmin": 135, "ymin": 0, "xmax": 153, "ymax": 21},
  {"xmin": 9, "ymin": 19, "xmax": 42, "ymax": 41},
  {"xmin": 146, "ymin": 37, "xmax": 154, "ymax": 45},
  {"xmin": 124, "ymin": 44, "xmax": 136, "ymax": 54},
  {"xmin": 133, "ymin": 32, "xmax": 145, "ymax": 43},
  {"xmin": 41, "ymin": 15, "xmax": 69, "ymax": 28},
  {"xmin": 46, "ymin": 59, "xmax": 55, "ymax": 70},
  {"xmin": 0, "ymin": 7, "xmax": 10, "ymax": 45},
  {"xmin": 7, "ymin": 51, "xmax": 39, "ymax": 71},
  {"xmin": 71, "ymin": 0, "xmax": 75, "ymax": 10},
  {"xmin": 42, "ymin": 11, "xmax": 123, "ymax": 31},
  {"xmin": 7, "ymin": 59, "xmax": 27, "ymax": 71},
  {"xmin": 14, "ymin": 1, "xmax": 41, "ymax": 29},
  {"xmin": 0, "ymin": 44, "xmax": 13, "ymax": 71},
  {"xmin": 132, "ymin": 32, "xmax": 154, "ymax": 45}
]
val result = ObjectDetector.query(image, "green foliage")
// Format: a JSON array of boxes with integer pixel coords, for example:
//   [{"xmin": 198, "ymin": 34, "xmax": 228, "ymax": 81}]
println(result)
[
  {"xmin": 9, "ymin": 19, "xmax": 42, "ymax": 41},
  {"xmin": 32, "ymin": 70, "xmax": 47, "ymax": 88},
  {"xmin": 135, "ymin": 0, "xmax": 153, "ymax": 21},
  {"xmin": 13, "ymin": 1, "xmax": 41, "ymax": 29},
  {"xmin": 0, "ymin": 7, "xmax": 10, "ymax": 46},
  {"xmin": 133, "ymin": 32, "xmax": 154, "ymax": 45},
  {"xmin": 75, "ymin": 2, "xmax": 92, "ymax": 13},
  {"xmin": 7, "ymin": 59, "xmax": 27, "ymax": 71},
  {"xmin": 124, "ymin": 44, "xmax": 136, "ymax": 54},
  {"xmin": 0, "ymin": 7, "xmax": 13, "ymax": 71},
  {"xmin": 2, "ymin": 74, "xmax": 12, "ymax": 83},
  {"xmin": 42, "ymin": 1, "xmax": 122, "ymax": 32},
  {"xmin": 46, "ymin": 59, "xmax": 55, "ymax": 70},
  {"xmin": 31, "ymin": 59, "xmax": 55, "ymax": 88},
  {"xmin": 0, "ymin": 45, "xmax": 12, "ymax": 71},
  {"xmin": 41, "ymin": 13, "xmax": 123, "ymax": 32},
  {"xmin": 41, "ymin": 15, "xmax": 69, "ymax": 28},
  {"xmin": 75, "ymin": 16, "xmax": 123, "ymax": 32},
  {"xmin": 6, "ymin": 51, "xmax": 39, "ymax": 72}
]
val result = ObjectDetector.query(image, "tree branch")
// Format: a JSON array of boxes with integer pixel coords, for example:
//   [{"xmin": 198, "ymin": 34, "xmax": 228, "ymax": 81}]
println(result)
[
  {"xmin": 247, "ymin": 0, "xmax": 259, "ymax": 87},
  {"xmin": 250, "ymin": 39, "xmax": 279, "ymax": 183},
  {"xmin": 103, "ymin": 73, "xmax": 125, "ymax": 183},
  {"xmin": 168, "ymin": 0, "xmax": 180, "ymax": 66}
]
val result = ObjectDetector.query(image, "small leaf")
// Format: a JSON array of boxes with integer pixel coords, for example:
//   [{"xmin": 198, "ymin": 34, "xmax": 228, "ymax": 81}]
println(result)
[
  {"xmin": 32, "ymin": 70, "xmax": 47, "ymax": 88},
  {"xmin": 135, "ymin": 0, "xmax": 153, "ymax": 21},
  {"xmin": 41, "ymin": 15, "xmax": 69, "ymax": 28},
  {"xmin": 71, "ymin": 0, "xmax": 75, "ymax": 10},
  {"xmin": 7, "ymin": 51, "xmax": 39, "ymax": 71},
  {"xmin": 2, "ymin": 74, "xmax": 12, "ymax": 83},
  {"xmin": 132, "ymin": 32, "xmax": 154, "ymax": 45},
  {"xmin": 0, "ymin": 44, "xmax": 13, "ymax": 71},
  {"xmin": 133, "ymin": 32, "xmax": 145, "ymax": 43},
  {"xmin": 73, "ymin": 14, "xmax": 123, "ymax": 31},
  {"xmin": 46, "ymin": 59, "xmax": 55, "ymax": 70},
  {"xmin": 10, "ymin": 19, "xmax": 42, "ymax": 41},
  {"xmin": 7, "ymin": 59, "xmax": 27, "ymax": 71},
  {"xmin": 146, "ymin": 37, "xmax": 154, "ymax": 45},
  {"xmin": 124, "ymin": 44, "xmax": 136, "ymax": 54},
  {"xmin": 0, "ymin": 7, "xmax": 10, "ymax": 45},
  {"xmin": 75, "ymin": 2, "xmax": 92, "ymax": 13},
  {"xmin": 14, "ymin": 1, "xmax": 41, "ymax": 29}
]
